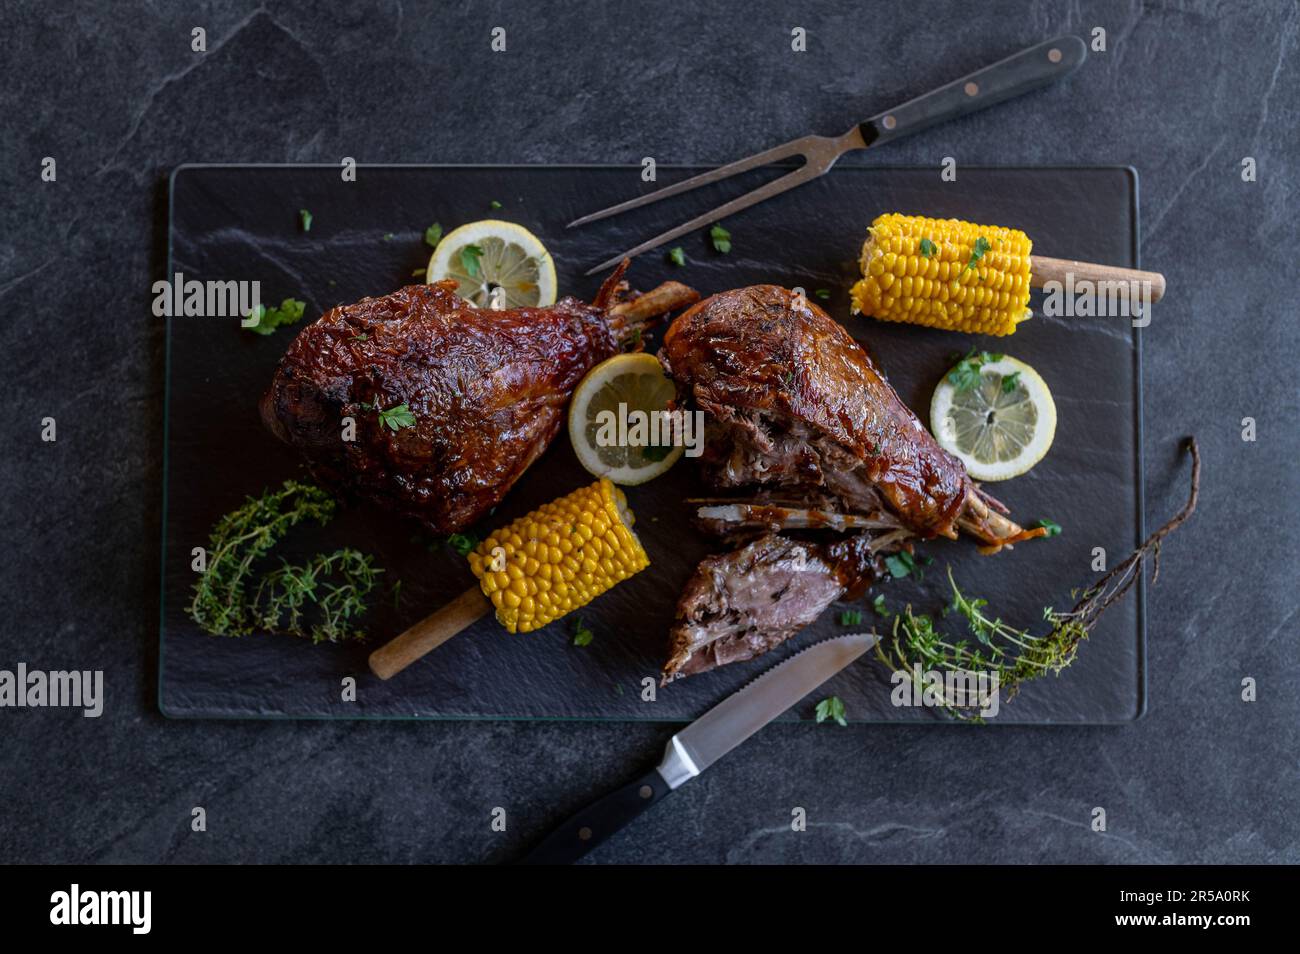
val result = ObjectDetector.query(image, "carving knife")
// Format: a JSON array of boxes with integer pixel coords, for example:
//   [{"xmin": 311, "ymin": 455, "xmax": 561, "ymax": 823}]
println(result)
[{"xmin": 520, "ymin": 633, "xmax": 876, "ymax": 864}]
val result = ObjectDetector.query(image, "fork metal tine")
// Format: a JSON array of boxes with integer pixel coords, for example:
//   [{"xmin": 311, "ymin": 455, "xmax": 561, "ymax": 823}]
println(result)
[
  {"xmin": 566, "ymin": 136, "xmax": 817, "ymax": 229},
  {"xmin": 582, "ymin": 163, "xmax": 825, "ymax": 275}
]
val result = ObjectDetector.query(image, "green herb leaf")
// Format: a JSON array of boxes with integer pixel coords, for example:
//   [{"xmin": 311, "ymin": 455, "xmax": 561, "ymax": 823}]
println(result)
[
  {"xmin": 919, "ymin": 237, "xmax": 937, "ymax": 259},
  {"xmin": 1034, "ymin": 518, "xmax": 1062, "ymax": 537},
  {"xmin": 965, "ymin": 235, "xmax": 991, "ymax": 273},
  {"xmin": 299, "ymin": 209, "xmax": 313, "ymax": 232},
  {"xmin": 885, "ymin": 551, "xmax": 927, "ymax": 580},
  {"xmin": 461, "ymin": 243, "xmax": 484, "ymax": 278},
  {"xmin": 411, "ymin": 267, "xmax": 426, "ymax": 279},
  {"xmin": 945, "ymin": 349, "xmax": 1004, "ymax": 391},
  {"xmin": 572, "ymin": 617, "xmax": 594, "ymax": 647},
  {"xmin": 709, "ymin": 223, "xmax": 732, "ymax": 254},
  {"xmin": 424, "ymin": 223, "xmax": 443, "ymax": 248},
  {"xmin": 839, "ymin": 609, "xmax": 863, "ymax": 626},
  {"xmin": 815, "ymin": 696, "xmax": 848, "ymax": 727},
  {"xmin": 1001, "ymin": 370, "xmax": 1022, "ymax": 393},
  {"xmin": 667, "ymin": 246, "xmax": 686, "ymax": 267},
  {"xmin": 814, "ymin": 288, "xmax": 832, "ymax": 300},
  {"xmin": 383, "ymin": 232, "xmax": 395, "ymax": 242},
  {"xmin": 246, "ymin": 298, "xmax": 308, "ymax": 336},
  {"xmin": 377, "ymin": 402, "xmax": 417, "ymax": 432},
  {"xmin": 446, "ymin": 532, "xmax": 479, "ymax": 556},
  {"xmin": 489, "ymin": 200, "xmax": 503, "ymax": 210},
  {"xmin": 872, "ymin": 594, "xmax": 891, "ymax": 617},
  {"xmin": 350, "ymin": 333, "xmax": 369, "ymax": 342},
  {"xmin": 186, "ymin": 481, "xmax": 384, "ymax": 644}
]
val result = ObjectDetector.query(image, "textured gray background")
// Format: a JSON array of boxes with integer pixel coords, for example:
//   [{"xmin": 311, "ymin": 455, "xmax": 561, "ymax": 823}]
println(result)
[{"xmin": 0, "ymin": 0, "xmax": 1296, "ymax": 864}]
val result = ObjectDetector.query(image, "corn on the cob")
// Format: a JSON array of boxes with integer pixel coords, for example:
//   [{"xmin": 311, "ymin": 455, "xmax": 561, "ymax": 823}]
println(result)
[
  {"xmin": 849, "ymin": 213, "xmax": 1033, "ymax": 337},
  {"xmin": 466, "ymin": 478, "xmax": 650, "ymax": 634}
]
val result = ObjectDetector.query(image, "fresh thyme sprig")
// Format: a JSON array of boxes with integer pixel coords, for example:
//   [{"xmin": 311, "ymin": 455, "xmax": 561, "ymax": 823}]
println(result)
[
  {"xmin": 876, "ymin": 438, "xmax": 1201, "ymax": 720},
  {"xmin": 187, "ymin": 481, "xmax": 384, "ymax": 644}
]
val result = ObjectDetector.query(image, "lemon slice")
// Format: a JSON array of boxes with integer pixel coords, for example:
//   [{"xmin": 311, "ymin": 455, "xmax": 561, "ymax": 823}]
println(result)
[
  {"xmin": 568, "ymin": 353, "xmax": 685, "ymax": 485},
  {"xmin": 427, "ymin": 219, "xmax": 557, "ymax": 308},
  {"xmin": 930, "ymin": 355, "xmax": 1056, "ymax": 481}
]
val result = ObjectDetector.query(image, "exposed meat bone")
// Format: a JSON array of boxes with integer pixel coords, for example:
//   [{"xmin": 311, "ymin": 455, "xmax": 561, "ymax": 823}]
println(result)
[{"xmin": 689, "ymin": 495, "xmax": 906, "ymax": 539}]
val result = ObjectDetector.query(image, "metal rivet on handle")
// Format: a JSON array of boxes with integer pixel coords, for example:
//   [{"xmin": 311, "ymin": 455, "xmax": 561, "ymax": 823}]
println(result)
[
  {"xmin": 1048, "ymin": 48, "xmax": 1062, "ymax": 63},
  {"xmin": 639, "ymin": 785, "xmax": 653, "ymax": 799},
  {"xmin": 964, "ymin": 82, "xmax": 978, "ymax": 96},
  {"xmin": 578, "ymin": 826, "xmax": 592, "ymax": 841},
  {"xmin": 882, "ymin": 114, "xmax": 896, "ymax": 130}
]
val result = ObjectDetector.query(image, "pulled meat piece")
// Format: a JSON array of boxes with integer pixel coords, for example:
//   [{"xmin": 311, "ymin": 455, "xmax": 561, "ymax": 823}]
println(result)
[{"xmin": 663, "ymin": 531, "xmax": 908, "ymax": 682}]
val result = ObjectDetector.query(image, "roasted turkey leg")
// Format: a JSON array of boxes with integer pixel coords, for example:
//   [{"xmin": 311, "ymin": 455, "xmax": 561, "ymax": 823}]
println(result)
[
  {"xmin": 261, "ymin": 262, "xmax": 698, "ymax": 533},
  {"xmin": 659, "ymin": 285, "xmax": 1044, "ymax": 550}
]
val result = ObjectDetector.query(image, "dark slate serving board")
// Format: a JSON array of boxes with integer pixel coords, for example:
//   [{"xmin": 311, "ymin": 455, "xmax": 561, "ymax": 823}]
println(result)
[{"xmin": 161, "ymin": 164, "xmax": 1145, "ymax": 723}]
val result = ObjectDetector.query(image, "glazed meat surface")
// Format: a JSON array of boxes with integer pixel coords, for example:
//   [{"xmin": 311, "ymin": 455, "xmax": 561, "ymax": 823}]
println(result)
[
  {"xmin": 660, "ymin": 285, "xmax": 1039, "ymax": 547},
  {"xmin": 261, "ymin": 267, "xmax": 697, "ymax": 533}
]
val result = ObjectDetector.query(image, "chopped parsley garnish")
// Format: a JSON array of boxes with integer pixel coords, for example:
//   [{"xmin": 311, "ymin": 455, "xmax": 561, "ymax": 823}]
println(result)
[
  {"xmin": 838, "ymin": 609, "xmax": 863, "ymax": 626},
  {"xmin": 572, "ymin": 617, "xmax": 594, "ymax": 647},
  {"xmin": 299, "ymin": 209, "xmax": 313, "ymax": 232},
  {"xmin": 965, "ymin": 235, "xmax": 991, "ymax": 272},
  {"xmin": 411, "ymin": 267, "xmax": 426, "ymax": 279},
  {"xmin": 814, "ymin": 288, "xmax": 831, "ymax": 300},
  {"xmin": 350, "ymin": 333, "xmax": 369, "ymax": 342},
  {"xmin": 667, "ymin": 246, "xmax": 686, "ymax": 267},
  {"xmin": 946, "ymin": 349, "xmax": 1004, "ymax": 391},
  {"xmin": 872, "ymin": 594, "xmax": 891, "ymax": 617},
  {"xmin": 709, "ymin": 223, "xmax": 732, "ymax": 254},
  {"xmin": 1034, "ymin": 518, "xmax": 1062, "ymax": 537},
  {"xmin": 489, "ymin": 200, "xmax": 502, "ymax": 210},
  {"xmin": 1000, "ymin": 370, "xmax": 1022, "ymax": 393},
  {"xmin": 460, "ymin": 244, "xmax": 484, "ymax": 278},
  {"xmin": 246, "ymin": 298, "xmax": 308, "ymax": 336},
  {"xmin": 383, "ymin": 232, "xmax": 395, "ymax": 242},
  {"xmin": 377, "ymin": 403, "xmax": 417, "ymax": 432},
  {"xmin": 815, "ymin": 696, "xmax": 847, "ymax": 727},
  {"xmin": 424, "ymin": 223, "xmax": 443, "ymax": 248},
  {"xmin": 446, "ymin": 532, "xmax": 479, "ymax": 556},
  {"xmin": 885, "ymin": 550, "xmax": 933, "ymax": 581},
  {"xmin": 919, "ymin": 237, "xmax": 937, "ymax": 258}
]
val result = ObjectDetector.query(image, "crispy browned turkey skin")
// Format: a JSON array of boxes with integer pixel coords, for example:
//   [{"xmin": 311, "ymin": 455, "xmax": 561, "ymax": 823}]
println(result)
[
  {"xmin": 261, "ymin": 263, "xmax": 697, "ymax": 533},
  {"xmin": 659, "ymin": 285, "xmax": 1042, "ymax": 547}
]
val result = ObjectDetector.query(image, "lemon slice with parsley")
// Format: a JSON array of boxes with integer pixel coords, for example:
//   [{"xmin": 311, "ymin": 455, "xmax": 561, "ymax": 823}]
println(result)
[
  {"xmin": 427, "ymin": 219, "xmax": 556, "ymax": 308},
  {"xmin": 930, "ymin": 353, "xmax": 1056, "ymax": 481},
  {"xmin": 568, "ymin": 353, "xmax": 684, "ymax": 485}
]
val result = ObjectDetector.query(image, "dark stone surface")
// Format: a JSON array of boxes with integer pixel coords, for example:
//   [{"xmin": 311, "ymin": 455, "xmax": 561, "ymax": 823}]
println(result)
[{"xmin": 0, "ymin": 0, "xmax": 1295, "ymax": 863}]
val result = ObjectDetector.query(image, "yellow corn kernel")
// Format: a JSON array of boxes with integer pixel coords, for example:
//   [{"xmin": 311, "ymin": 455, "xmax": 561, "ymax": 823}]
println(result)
[
  {"xmin": 849, "ymin": 213, "xmax": 1033, "ymax": 337},
  {"xmin": 465, "ymin": 478, "xmax": 650, "ymax": 634}
]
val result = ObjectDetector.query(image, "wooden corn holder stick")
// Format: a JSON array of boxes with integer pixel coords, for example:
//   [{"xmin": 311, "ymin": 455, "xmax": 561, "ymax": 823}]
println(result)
[
  {"xmin": 1030, "ymin": 255, "xmax": 1166, "ymax": 303},
  {"xmin": 369, "ymin": 585, "xmax": 490, "ymax": 680}
]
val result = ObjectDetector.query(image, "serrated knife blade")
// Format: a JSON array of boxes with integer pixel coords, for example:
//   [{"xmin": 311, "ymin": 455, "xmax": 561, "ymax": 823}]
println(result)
[
  {"xmin": 520, "ymin": 633, "xmax": 876, "ymax": 864},
  {"xmin": 660, "ymin": 633, "xmax": 876, "ymax": 786}
]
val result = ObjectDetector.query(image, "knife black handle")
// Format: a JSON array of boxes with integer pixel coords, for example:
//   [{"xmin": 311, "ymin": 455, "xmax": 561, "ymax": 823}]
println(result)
[
  {"xmin": 519, "ymin": 767, "xmax": 673, "ymax": 865},
  {"xmin": 860, "ymin": 35, "xmax": 1086, "ymax": 148}
]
